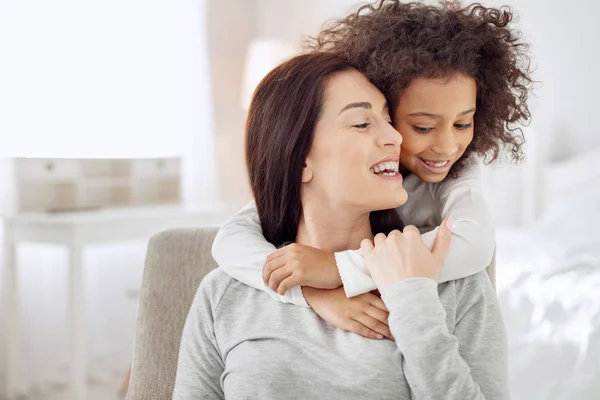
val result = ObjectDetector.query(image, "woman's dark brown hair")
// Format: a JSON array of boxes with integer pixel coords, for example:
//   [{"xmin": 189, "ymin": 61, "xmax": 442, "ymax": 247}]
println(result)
[
  {"xmin": 246, "ymin": 53, "xmax": 403, "ymax": 247},
  {"xmin": 308, "ymin": 0, "xmax": 533, "ymax": 177}
]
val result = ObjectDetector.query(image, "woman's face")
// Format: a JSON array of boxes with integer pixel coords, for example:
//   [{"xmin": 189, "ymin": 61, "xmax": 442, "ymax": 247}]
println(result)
[
  {"xmin": 393, "ymin": 73, "xmax": 477, "ymax": 183},
  {"xmin": 303, "ymin": 69, "xmax": 407, "ymax": 213}
]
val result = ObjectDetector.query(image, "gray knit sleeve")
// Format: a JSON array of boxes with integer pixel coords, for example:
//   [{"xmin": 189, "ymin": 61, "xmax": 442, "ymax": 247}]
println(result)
[
  {"xmin": 381, "ymin": 271, "xmax": 509, "ymax": 399},
  {"xmin": 173, "ymin": 270, "xmax": 232, "ymax": 400}
]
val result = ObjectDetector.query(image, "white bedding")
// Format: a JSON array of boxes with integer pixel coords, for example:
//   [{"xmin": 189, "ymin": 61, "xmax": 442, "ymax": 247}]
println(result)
[{"xmin": 496, "ymin": 148, "xmax": 600, "ymax": 399}]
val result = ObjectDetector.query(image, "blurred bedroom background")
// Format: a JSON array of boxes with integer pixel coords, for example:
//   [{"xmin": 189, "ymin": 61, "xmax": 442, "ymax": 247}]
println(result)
[{"xmin": 0, "ymin": 0, "xmax": 598, "ymax": 399}]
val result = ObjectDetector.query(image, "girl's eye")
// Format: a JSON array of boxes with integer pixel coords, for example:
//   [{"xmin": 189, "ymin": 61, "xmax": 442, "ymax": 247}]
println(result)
[
  {"xmin": 413, "ymin": 125, "xmax": 433, "ymax": 133},
  {"xmin": 455, "ymin": 123, "xmax": 472, "ymax": 129},
  {"xmin": 353, "ymin": 123, "xmax": 370, "ymax": 129}
]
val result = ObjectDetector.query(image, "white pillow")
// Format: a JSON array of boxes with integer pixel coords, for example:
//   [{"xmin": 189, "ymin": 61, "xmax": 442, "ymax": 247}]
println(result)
[{"xmin": 543, "ymin": 145, "xmax": 600, "ymax": 197}]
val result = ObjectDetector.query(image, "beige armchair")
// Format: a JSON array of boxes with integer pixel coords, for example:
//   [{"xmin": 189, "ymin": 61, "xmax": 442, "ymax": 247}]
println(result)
[
  {"xmin": 126, "ymin": 227, "xmax": 220, "ymax": 400},
  {"xmin": 126, "ymin": 227, "xmax": 496, "ymax": 399}
]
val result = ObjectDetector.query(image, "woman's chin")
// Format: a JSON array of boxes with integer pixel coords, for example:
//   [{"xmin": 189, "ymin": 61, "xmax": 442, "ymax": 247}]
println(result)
[{"xmin": 376, "ymin": 188, "xmax": 408, "ymax": 210}]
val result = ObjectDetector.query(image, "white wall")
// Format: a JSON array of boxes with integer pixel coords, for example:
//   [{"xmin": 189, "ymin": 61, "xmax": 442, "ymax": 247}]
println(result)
[
  {"xmin": 0, "ymin": 0, "xmax": 195, "ymax": 159},
  {"xmin": 482, "ymin": 0, "xmax": 600, "ymax": 162},
  {"xmin": 210, "ymin": 0, "xmax": 257, "ymax": 204},
  {"xmin": 478, "ymin": 0, "xmax": 600, "ymax": 224},
  {"xmin": 257, "ymin": 0, "xmax": 365, "ymax": 44}
]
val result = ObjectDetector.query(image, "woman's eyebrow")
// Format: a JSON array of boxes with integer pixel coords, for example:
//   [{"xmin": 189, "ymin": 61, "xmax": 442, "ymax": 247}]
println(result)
[{"xmin": 338, "ymin": 102, "xmax": 372, "ymax": 115}]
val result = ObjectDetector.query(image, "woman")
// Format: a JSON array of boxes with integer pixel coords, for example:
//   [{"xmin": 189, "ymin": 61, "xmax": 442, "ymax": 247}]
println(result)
[
  {"xmin": 173, "ymin": 53, "xmax": 507, "ymax": 399},
  {"xmin": 211, "ymin": 0, "xmax": 531, "ymax": 341}
]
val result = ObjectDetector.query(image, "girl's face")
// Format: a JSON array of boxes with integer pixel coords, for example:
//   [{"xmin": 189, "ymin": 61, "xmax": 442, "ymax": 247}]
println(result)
[{"xmin": 393, "ymin": 73, "xmax": 477, "ymax": 183}]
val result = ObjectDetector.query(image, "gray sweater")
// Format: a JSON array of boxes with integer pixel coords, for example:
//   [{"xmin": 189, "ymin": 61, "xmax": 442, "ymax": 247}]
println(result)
[{"xmin": 173, "ymin": 269, "xmax": 508, "ymax": 399}]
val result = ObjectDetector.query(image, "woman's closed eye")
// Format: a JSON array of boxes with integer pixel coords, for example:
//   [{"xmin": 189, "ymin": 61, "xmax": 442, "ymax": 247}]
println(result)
[
  {"xmin": 353, "ymin": 122, "xmax": 370, "ymax": 129},
  {"xmin": 352, "ymin": 115, "xmax": 393, "ymax": 130}
]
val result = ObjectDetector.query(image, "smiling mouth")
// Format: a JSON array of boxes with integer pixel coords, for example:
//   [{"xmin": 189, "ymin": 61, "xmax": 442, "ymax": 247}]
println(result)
[
  {"xmin": 370, "ymin": 160, "xmax": 400, "ymax": 176},
  {"xmin": 420, "ymin": 159, "xmax": 449, "ymax": 168},
  {"xmin": 418, "ymin": 157, "xmax": 453, "ymax": 174}
]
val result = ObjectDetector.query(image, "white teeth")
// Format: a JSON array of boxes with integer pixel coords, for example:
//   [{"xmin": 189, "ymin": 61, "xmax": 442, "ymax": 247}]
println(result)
[
  {"xmin": 422, "ymin": 159, "xmax": 449, "ymax": 168},
  {"xmin": 370, "ymin": 160, "xmax": 399, "ymax": 174}
]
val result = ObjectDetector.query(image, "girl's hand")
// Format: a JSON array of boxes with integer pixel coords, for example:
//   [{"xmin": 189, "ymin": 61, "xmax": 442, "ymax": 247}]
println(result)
[
  {"xmin": 360, "ymin": 219, "xmax": 453, "ymax": 292},
  {"xmin": 262, "ymin": 243, "xmax": 341, "ymax": 294},
  {"xmin": 302, "ymin": 287, "xmax": 393, "ymax": 341}
]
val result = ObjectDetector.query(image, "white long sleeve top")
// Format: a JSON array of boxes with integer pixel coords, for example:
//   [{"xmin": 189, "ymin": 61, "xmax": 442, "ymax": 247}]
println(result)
[{"xmin": 211, "ymin": 159, "xmax": 495, "ymax": 307}]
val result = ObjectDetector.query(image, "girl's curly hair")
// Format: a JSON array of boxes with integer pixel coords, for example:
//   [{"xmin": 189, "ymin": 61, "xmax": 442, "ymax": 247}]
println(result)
[{"xmin": 307, "ymin": 0, "xmax": 533, "ymax": 175}]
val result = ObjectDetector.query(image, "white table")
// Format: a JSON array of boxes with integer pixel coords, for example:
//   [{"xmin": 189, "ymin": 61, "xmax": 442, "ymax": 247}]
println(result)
[{"xmin": 2, "ymin": 205, "xmax": 232, "ymax": 400}]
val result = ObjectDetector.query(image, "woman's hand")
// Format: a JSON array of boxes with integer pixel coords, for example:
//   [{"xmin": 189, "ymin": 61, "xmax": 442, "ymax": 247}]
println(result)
[
  {"xmin": 262, "ymin": 243, "xmax": 341, "ymax": 294},
  {"xmin": 360, "ymin": 219, "xmax": 453, "ymax": 292},
  {"xmin": 302, "ymin": 287, "xmax": 393, "ymax": 341}
]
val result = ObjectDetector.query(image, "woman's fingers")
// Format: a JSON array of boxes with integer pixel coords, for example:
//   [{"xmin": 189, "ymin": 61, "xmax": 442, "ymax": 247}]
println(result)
[
  {"xmin": 373, "ymin": 232, "xmax": 387, "ymax": 246},
  {"xmin": 360, "ymin": 238, "xmax": 374, "ymax": 254},
  {"xmin": 431, "ymin": 217, "xmax": 453, "ymax": 262},
  {"xmin": 402, "ymin": 225, "xmax": 420, "ymax": 235}
]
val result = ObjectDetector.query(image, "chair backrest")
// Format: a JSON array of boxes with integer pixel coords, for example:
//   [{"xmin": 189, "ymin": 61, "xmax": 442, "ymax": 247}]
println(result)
[
  {"xmin": 126, "ymin": 227, "xmax": 219, "ymax": 400},
  {"xmin": 127, "ymin": 227, "xmax": 496, "ymax": 399}
]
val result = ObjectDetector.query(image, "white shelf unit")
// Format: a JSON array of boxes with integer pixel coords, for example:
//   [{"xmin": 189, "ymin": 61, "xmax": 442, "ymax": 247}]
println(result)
[{"xmin": 12, "ymin": 157, "xmax": 182, "ymax": 213}]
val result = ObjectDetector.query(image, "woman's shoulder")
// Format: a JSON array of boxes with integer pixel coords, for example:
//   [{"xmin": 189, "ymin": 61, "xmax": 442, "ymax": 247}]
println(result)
[
  {"xmin": 451, "ymin": 269, "xmax": 495, "ymax": 297},
  {"xmin": 193, "ymin": 268, "xmax": 236, "ymax": 310}
]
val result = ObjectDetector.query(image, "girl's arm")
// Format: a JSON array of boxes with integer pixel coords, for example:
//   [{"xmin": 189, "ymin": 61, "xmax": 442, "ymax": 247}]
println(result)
[
  {"xmin": 336, "ymin": 159, "xmax": 494, "ymax": 297},
  {"xmin": 422, "ymin": 158, "xmax": 496, "ymax": 282},
  {"xmin": 214, "ymin": 161, "xmax": 495, "ymax": 300},
  {"xmin": 213, "ymin": 204, "xmax": 391, "ymax": 340},
  {"xmin": 211, "ymin": 202, "xmax": 309, "ymax": 307}
]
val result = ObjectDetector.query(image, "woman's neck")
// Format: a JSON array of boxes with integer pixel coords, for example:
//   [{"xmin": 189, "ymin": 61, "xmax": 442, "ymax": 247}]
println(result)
[{"xmin": 295, "ymin": 203, "xmax": 373, "ymax": 253}]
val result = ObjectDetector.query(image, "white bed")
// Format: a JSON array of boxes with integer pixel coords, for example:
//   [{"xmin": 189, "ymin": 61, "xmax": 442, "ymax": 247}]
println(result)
[{"xmin": 495, "ymin": 146, "xmax": 600, "ymax": 399}]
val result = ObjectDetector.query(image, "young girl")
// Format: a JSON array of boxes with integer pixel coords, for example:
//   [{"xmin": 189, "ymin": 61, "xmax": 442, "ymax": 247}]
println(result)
[{"xmin": 212, "ymin": 1, "xmax": 532, "ymax": 340}]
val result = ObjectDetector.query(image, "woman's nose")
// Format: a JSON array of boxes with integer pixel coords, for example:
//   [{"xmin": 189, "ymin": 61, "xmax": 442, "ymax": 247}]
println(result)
[{"xmin": 377, "ymin": 123, "xmax": 403, "ymax": 150}]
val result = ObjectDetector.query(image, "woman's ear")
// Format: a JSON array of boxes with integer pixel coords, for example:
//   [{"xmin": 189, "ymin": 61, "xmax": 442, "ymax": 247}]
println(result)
[{"xmin": 301, "ymin": 160, "xmax": 313, "ymax": 183}]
